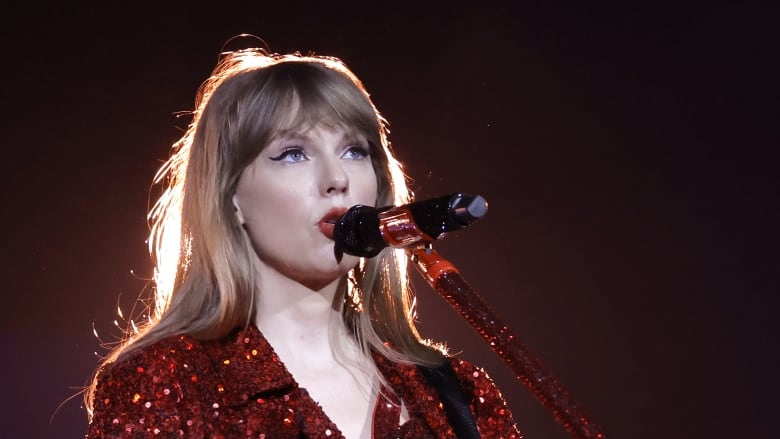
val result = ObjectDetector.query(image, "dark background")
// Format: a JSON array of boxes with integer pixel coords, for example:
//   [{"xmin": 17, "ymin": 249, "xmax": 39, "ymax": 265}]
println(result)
[{"xmin": 1, "ymin": 2, "xmax": 777, "ymax": 438}]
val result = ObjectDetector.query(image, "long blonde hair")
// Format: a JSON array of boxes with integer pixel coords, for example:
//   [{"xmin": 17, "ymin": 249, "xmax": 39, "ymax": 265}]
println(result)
[{"xmin": 86, "ymin": 48, "xmax": 442, "ymax": 418}]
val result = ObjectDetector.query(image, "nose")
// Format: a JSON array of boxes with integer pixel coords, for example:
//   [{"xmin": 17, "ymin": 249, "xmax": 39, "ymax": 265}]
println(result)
[{"xmin": 320, "ymin": 156, "xmax": 349, "ymax": 196}]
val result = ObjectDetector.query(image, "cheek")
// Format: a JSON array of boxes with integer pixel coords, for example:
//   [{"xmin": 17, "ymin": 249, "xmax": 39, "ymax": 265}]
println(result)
[
  {"xmin": 236, "ymin": 171, "xmax": 298, "ymax": 229},
  {"xmin": 240, "ymin": 188, "xmax": 310, "ymax": 263},
  {"xmin": 357, "ymin": 167, "xmax": 379, "ymax": 206},
  {"xmin": 370, "ymin": 163, "xmax": 392, "ymax": 206},
  {"xmin": 248, "ymin": 185, "xmax": 303, "ymax": 226}
]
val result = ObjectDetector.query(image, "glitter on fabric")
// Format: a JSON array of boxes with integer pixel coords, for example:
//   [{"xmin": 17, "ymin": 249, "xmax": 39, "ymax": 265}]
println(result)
[
  {"xmin": 412, "ymin": 245, "xmax": 604, "ymax": 438},
  {"xmin": 88, "ymin": 325, "xmax": 522, "ymax": 438}
]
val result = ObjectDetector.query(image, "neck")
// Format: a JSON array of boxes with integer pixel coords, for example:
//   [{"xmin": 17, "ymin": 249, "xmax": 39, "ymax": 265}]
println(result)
[{"xmin": 253, "ymin": 265, "xmax": 349, "ymax": 362}]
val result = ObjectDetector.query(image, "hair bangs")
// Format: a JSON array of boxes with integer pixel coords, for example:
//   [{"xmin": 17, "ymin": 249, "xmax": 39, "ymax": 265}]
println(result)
[{"xmin": 264, "ymin": 62, "xmax": 381, "ymax": 149}]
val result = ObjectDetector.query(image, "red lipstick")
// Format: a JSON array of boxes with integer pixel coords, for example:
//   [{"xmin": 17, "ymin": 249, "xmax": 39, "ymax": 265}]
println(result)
[{"xmin": 318, "ymin": 207, "xmax": 348, "ymax": 240}]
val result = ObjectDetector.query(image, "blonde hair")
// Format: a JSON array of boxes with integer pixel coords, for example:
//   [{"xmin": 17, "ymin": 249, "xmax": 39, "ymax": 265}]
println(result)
[{"xmin": 86, "ymin": 48, "xmax": 442, "ymax": 418}]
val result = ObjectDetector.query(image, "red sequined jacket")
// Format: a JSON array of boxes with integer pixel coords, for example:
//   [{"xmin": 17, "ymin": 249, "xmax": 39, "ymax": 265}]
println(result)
[{"xmin": 87, "ymin": 325, "xmax": 521, "ymax": 438}]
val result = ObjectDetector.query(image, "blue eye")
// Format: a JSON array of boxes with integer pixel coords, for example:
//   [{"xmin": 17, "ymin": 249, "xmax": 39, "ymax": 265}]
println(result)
[
  {"xmin": 269, "ymin": 147, "xmax": 308, "ymax": 163},
  {"xmin": 342, "ymin": 145, "xmax": 370, "ymax": 160}
]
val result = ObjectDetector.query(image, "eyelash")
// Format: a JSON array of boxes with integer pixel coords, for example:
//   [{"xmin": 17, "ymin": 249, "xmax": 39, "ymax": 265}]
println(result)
[
  {"xmin": 268, "ymin": 145, "xmax": 371, "ymax": 162},
  {"xmin": 343, "ymin": 145, "xmax": 370, "ymax": 160},
  {"xmin": 269, "ymin": 147, "xmax": 306, "ymax": 162}
]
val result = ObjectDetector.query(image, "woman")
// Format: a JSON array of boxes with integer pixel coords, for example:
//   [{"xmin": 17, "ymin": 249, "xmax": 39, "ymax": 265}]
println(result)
[{"xmin": 86, "ymin": 47, "xmax": 521, "ymax": 438}]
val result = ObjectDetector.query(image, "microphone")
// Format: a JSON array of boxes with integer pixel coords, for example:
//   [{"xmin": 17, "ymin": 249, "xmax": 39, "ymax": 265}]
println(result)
[{"xmin": 334, "ymin": 193, "xmax": 488, "ymax": 257}]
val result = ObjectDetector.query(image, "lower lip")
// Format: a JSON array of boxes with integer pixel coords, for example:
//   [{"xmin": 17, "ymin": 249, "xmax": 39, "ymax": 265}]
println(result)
[{"xmin": 318, "ymin": 222, "xmax": 335, "ymax": 239}]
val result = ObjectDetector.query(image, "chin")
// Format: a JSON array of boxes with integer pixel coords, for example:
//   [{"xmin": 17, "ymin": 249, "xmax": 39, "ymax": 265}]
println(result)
[{"xmin": 340, "ymin": 254, "xmax": 364, "ymax": 273}]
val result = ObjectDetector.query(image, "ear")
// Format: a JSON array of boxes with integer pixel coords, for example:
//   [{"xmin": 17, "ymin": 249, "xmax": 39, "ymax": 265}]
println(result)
[{"xmin": 232, "ymin": 195, "xmax": 246, "ymax": 225}]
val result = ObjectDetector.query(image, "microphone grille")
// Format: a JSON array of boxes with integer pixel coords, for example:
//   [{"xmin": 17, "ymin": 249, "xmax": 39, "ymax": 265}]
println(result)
[{"xmin": 334, "ymin": 205, "xmax": 385, "ymax": 258}]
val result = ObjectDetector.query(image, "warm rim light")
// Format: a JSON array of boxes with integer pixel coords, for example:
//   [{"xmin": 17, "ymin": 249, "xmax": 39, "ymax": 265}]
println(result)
[{"xmin": 147, "ymin": 144, "xmax": 187, "ymax": 320}]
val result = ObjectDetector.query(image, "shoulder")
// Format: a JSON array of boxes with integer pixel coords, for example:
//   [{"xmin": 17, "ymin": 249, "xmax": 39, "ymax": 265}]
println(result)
[
  {"xmin": 449, "ymin": 357, "xmax": 523, "ymax": 438},
  {"xmin": 449, "ymin": 357, "xmax": 504, "ymax": 402},
  {"xmin": 88, "ymin": 334, "xmax": 215, "ymax": 437},
  {"xmin": 95, "ymin": 333, "xmax": 215, "ymax": 399}
]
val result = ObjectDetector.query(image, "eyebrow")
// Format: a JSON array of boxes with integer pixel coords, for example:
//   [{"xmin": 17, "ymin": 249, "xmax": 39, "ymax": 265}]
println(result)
[
  {"xmin": 272, "ymin": 129, "xmax": 366, "ymax": 145},
  {"xmin": 272, "ymin": 132, "xmax": 310, "ymax": 143}
]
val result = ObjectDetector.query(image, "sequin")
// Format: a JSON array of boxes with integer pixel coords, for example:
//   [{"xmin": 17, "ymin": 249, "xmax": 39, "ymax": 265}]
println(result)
[{"xmin": 87, "ymin": 325, "xmax": 522, "ymax": 438}]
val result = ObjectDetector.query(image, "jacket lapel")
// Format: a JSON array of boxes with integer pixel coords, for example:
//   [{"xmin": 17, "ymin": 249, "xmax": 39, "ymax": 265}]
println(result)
[
  {"xmin": 209, "ymin": 325, "xmax": 296, "ymax": 407},
  {"xmin": 373, "ymin": 353, "xmax": 457, "ymax": 438}
]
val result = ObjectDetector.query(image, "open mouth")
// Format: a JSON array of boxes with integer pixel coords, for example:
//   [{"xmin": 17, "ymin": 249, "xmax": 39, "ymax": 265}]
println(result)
[{"xmin": 318, "ymin": 207, "xmax": 348, "ymax": 239}]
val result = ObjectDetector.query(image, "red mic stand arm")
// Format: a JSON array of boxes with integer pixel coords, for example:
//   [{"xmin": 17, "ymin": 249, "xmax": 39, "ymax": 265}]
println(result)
[{"xmin": 409, "ymin": 243, "xmax": 606, "ymax": 439}]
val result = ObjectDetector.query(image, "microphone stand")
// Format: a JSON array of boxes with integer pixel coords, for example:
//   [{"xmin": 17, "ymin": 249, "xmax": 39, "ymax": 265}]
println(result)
[{"xmin": 410, "ymin": 243, "xmax": 606, "ymax": 439}]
